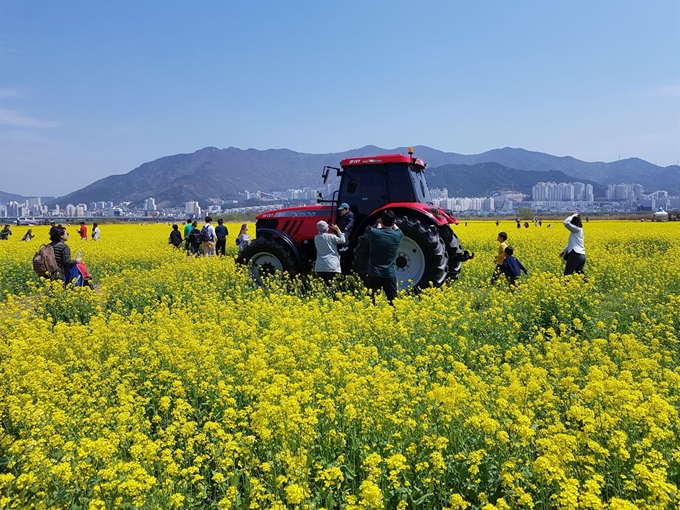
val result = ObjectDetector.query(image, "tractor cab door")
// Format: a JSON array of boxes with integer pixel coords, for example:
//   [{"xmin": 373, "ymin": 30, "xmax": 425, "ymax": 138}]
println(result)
[{"xmin": 337, "ymin": 165, "xmax": 389, "ymax": 226}]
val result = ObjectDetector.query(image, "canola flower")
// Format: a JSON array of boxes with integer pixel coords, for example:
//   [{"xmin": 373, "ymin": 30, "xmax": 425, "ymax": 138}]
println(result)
[{"xmin": 0, "ymin": 220, "xmax": 678, "ymax": 509}]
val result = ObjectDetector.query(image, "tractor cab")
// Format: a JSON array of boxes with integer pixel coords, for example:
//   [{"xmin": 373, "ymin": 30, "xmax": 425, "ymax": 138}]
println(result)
[{"xmin": 323, "ymin": 149, "xmax": 437, "ymax": 235}]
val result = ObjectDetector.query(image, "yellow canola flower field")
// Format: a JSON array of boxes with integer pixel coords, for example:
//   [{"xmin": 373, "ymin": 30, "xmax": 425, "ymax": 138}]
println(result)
[{"xmin": 0, "ymin": 220, "xmax": 678, "ymax": 510}]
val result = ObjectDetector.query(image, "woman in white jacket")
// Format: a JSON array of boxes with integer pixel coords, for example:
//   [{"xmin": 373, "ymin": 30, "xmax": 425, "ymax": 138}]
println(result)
[
  {"xmin": 314, "ymin": 220, "xmax": 345, "ymax": 284},
  {"xmin": 561, "ymin": 213, "xmax": 586, "ymax": 275}
]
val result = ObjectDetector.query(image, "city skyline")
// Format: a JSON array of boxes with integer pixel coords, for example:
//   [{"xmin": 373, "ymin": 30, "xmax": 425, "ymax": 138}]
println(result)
[{"xmin": 3, "ymin": 178, "xmax": 677, "ymax": 221}]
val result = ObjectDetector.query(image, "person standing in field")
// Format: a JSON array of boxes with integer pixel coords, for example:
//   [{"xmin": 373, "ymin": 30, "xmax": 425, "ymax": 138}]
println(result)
[
  {"xmin": 78, "ymin": 221, "xmax": 88, "ymax": 241},
  {"xmin": 200, "ymin": 216, "xmax": 217, "ymax": 256},
  {"xmin": 215, "ymin": 218, "xmax": 229, "ymax": 256},
  {"xmin": 169, "ymin": 224, "xmax": 183, "ymax": 248},
  {"xmin": 364, "ymin": 209, "xmax": 403, "ymax": 305},
  {"xmin": 500, "ymin": 246, "xmax": 528, "ymax": 287},
  {"xmin": 235, "ymin": 223, "xmax": 251, "ymax": 262},
  {"xmin": 314, "ymin": 220, "xmax": 345, "ymax": 285},
  {"xmin": 491, "ymin": 231, "xmax": 508, "ymax": 283},
  {"xmin": 21, "ymin": 229, "xmax": 34, "ymax": 241},
  {"xmin": 92, "ymin": 223, "xmax": 101, "ymax": 241},
  {"xmin": 188, "ymin": 221, "xmax": 201, "ymax": 256},
  {"xmin": 183, "ymin": 219, "xmax": 193, "ymax": 253},
  {"xmin": 560, "ymin": 212, "xmax": 586, "ymax": 276},
  {"xmin": 1, "ymin": 224, "xmax": 13, "ymax": 240}
]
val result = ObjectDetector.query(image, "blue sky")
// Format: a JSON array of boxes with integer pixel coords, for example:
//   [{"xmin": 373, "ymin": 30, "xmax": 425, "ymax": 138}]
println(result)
[{"xmin": 1, "ymin": 0, "xmax": 678, "ymax": 197}]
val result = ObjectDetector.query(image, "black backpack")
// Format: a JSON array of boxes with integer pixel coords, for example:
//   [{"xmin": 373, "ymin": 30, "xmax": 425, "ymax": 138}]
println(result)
[{"xmin": 200, "ymin": 225, "xmax": 211, "ymax": 242}]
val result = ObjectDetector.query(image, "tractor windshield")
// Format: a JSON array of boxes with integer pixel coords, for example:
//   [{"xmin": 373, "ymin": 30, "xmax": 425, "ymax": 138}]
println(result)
[{"xmin": 409, "ymin": 166, "xmax": 433, "ymax": 204}]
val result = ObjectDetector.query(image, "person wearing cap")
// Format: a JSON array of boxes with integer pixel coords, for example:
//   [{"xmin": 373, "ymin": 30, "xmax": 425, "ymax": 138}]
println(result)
[
  {"xmin": 314, "ymin": 220, "xmax": 345, "ymax": 285},
  {"xmin": 337, "ymin": 203, "xmax": 355, "ymax": 241}
]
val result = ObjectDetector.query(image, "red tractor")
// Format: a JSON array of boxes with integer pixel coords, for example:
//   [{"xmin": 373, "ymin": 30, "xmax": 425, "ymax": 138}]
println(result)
[{"xmin": 240, "ymin": 148, "xmax": 473, "ymax": 289}]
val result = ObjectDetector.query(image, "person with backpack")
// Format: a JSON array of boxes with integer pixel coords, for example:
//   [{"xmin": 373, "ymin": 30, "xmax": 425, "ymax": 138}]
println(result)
[
  {"xmin": 188, "ymin": 221, "xmax": 201, "ymax": 256},
  {"xmin": 200, "ymin": 216, "xmax": 217, "ymax": 257},
  {"xmin": 215, "ymin": 218, "xmax": 229, "ymax": 256},
  {"xmin": 47, "ymin": 225, "xmax": 81, "ymax": 284}
]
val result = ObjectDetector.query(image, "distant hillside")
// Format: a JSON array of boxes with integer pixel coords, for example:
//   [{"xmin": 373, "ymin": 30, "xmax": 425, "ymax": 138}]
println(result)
[
  {"xmin": 0, "ymin": 191, "xmax": 55, "ymax": 204},
  {"xmin": 51, "ymin": 145, "xmax": 678, "ymax": 207},
  {"xmin": 425, "ymin": 163, "xmax": 607, "ymax": 198}
]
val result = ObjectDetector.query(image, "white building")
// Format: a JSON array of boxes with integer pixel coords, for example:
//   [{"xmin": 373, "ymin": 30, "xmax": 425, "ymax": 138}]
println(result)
[
  {"xmin": 532, "ymin": 182, "xmax": 593, "ymax": 203},
  {"xmin": 606, "ymin": 183, "xmax": 642, "ymax": 201},
  {"xmin": 145, "ymin": 197, "xmax": 157, "ymax": 211},
  {"xmin": 433, "ymin": 196, "xmax": 493, "ymax": 212},
  {"xmin": 185, "ymin": 201, "xmax": 201, "ymax": 218}
]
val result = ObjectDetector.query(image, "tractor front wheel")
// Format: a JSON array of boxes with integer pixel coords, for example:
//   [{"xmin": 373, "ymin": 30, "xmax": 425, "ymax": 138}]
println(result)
[{"xmin": 240, "ymin": 237, "xmax": 298, "ymax": 283}]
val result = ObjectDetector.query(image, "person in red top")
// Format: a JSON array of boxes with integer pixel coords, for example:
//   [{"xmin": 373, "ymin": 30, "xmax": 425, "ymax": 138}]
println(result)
[{"xmin": 78, "ymin": 221, "xmax": 88, "ymax": 241}]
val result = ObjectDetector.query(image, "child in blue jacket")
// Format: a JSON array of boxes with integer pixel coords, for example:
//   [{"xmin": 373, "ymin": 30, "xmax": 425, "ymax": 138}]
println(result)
[{"xmin": 500, "ymin": 246, "xmax": 528, "ymax": 286}]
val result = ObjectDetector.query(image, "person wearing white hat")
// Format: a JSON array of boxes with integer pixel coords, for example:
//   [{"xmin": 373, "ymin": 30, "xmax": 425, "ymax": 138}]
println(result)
[{"xmin": 314, "ymin": 220, "xmax": 345, "ymax": 285}]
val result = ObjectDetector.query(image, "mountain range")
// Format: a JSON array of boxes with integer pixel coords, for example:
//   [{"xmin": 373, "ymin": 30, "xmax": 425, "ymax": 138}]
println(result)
[{"xmin": 4, "ymin": 146, "xmax": 679, "ymax": 208}]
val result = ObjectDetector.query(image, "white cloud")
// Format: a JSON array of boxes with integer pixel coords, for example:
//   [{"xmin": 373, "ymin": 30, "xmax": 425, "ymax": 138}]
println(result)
[
  {"xmin": 649, "ymin": 84, "xmax": 680, "ymax": 98},
  {"xmin": 0, "ymin": 108, "xmax": 62, "ymax": 128}
]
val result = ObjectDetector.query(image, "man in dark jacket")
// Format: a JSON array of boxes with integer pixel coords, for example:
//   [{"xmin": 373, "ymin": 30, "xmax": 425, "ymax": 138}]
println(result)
[
  {"xmin": 364, "ymin": 209, "xmax": 403, "ymax": 305},
  {"xmin": 215, "ymin": 218, "xmax": 229, "ymax": 256}
]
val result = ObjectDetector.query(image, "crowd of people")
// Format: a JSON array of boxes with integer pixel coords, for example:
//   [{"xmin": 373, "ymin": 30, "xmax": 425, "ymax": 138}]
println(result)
[
  {"xmin": 168, "ymin": 210, "xmax": 587, "ymax": 302},
  {"xmin": 169, "ymin": 217, "xmax": 251, "ymax": 258},
  {"xmin": 25, "ymin": 211, "xmax": 587, "ymax": 297}
]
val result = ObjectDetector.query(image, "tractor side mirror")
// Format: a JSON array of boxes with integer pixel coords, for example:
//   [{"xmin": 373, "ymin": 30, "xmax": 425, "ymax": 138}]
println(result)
[{"xmin": 322, "ymin": 166, "xmax": 341, "ymax": 184}]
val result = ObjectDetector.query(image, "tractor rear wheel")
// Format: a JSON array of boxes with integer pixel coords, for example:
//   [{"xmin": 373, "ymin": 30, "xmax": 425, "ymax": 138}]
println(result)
[
  {"xmin": 240, "ymin": 237, "xmax": 298, "ymax": 283},
  {"xmin": 353, "ymin": 215, "xmax": 448, "ymax": 290}
]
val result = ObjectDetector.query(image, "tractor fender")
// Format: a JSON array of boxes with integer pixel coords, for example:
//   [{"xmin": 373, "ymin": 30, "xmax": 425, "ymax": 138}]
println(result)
[
  {"xmin": 253, "ymin": 228, "xmax": 303, "ymax": 267},
  {"xmin": 354, "ymin": 206, "xmax": 440, "ymax": 235}
]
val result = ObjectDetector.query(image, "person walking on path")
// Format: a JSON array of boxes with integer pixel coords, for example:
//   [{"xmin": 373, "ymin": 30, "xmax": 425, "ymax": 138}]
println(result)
[
  {"xmin": 215, "ymin": 219, "xmax": 229, "ymax": 256},
  {"xmin": 500, "ymin": 246, "xmax": 528, "ymax": 287},
  {"xmin": 364, "ymin": 209, "xmax": 403, "ymax": 305},
  {"xmin": 491, "ymin": 232, "xmax": 508, "ymax": 283},
  {"xmin": 560, "ymin": 212, "xmax": 586, "ymax": 276},
  {"xmin": 314, "ymin": 220, "xmax": 345, "ymax": 285}
]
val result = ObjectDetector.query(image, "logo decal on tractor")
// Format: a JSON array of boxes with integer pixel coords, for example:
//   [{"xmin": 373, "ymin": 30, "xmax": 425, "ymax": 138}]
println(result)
[{"xmin": 274, "ymin": 210, "xmax": 320, "ymax": 218}]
